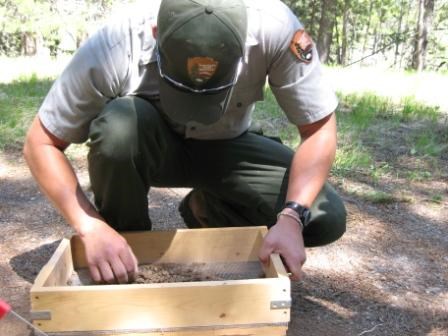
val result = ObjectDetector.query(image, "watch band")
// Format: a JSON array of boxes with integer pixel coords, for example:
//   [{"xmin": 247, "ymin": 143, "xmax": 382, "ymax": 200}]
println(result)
[{"xmin": 277, "ymin": 208, "xmax": 304, "ymax": 231}]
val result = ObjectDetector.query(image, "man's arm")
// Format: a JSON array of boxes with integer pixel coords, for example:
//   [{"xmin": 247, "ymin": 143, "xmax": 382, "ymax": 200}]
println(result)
[
  {"xmin": 24, "ymin": 116, "xmax": 138, "ymax": 283},
  {"xmin": 259, "ymin": 112, "xmax": 337, "ymax": 280}
]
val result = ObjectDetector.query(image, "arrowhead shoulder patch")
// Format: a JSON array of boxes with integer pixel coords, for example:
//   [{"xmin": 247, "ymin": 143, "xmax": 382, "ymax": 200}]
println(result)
[{"xmin": 289, "ymin": 29, "xmax": 313, "ymax": 64}]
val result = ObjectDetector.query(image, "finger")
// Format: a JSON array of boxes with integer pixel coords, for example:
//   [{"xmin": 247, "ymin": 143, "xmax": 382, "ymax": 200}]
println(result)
[
  {"xmin": 129, "ymin": 246, "xmax": 139, "ymax": 270},
  {"xmin": 290, "ymin": 269, "xmax": 306, "ymax": 281},
  {"xmin": 89, "ymin": 265, "xmax": 102, "ymax": 283},
  {"xmin": 98, "ymin": 261, "xmax": 116, "ymax": 284},
  {"xmin": 280, "ymin": 255, "xmax": 291, "ymax": 273},
  {"xmin": 280, "ymin": 253, "xmax": 302, "ymax": 281},
  {"xmin": 288, "ymin": 267, "xmax": 302, "ymax": 281},
  {"xmin": 258, "ymin": 243, "xmax": 275, "ymax": 265},
  {"xmin": 130, "ymin": 248, "xmax": 139, "ymax": 280},
  {"xmin": 119, "ymin": 247, "xmax": 138, "ymax": 282},
  {"xmin": 288, "ymin": 261, "xmax": 307, "ymax": 281},
  {"xmin": 110, "ymin": 258, "xmax": 129, "ymax": 284}
]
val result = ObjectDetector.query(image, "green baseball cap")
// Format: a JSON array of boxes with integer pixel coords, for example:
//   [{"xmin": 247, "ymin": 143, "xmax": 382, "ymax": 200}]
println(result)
[{"xmin": 157, "ymin": 0, "xmax": 247, "ymax": 126}]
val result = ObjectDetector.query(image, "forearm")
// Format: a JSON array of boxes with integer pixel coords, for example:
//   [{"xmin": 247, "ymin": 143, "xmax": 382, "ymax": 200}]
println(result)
[
  {"xmin": 286, "ymin": 113, "xmax": 337, "ymax": 208},
  {"xmin": 23, "ymin": 117, "xmax": 100, "ymax": 234},
  {"xmin": 24, "ymin": 116, "xmax": 138, "ymax": 283},
  {"xmin": 259, "ymin": 113, "xmax": 337, "ymax": 280}
]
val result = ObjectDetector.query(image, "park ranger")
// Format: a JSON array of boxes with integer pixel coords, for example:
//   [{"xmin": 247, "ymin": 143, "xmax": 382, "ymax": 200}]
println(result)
[{"xmin": 24, "ymin": 0, "xmax": 346, "ymax": 284}]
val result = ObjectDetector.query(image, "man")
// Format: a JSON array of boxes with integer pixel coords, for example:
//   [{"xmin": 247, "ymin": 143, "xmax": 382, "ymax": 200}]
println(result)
[{"xmin": 24, "ymin": 0, "xmax": 346, "ymax": 284}]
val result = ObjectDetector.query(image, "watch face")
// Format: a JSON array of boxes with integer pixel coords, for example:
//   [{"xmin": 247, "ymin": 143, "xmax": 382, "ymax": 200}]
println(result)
[{"xmin": 300, "ymin": 209, "xmax": 311, "ymax": 227}]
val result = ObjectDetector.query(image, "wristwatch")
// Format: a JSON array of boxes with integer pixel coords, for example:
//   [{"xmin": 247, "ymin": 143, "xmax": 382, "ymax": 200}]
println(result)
[{"xmin": 283, "ymin": 201, "xmax": 311, "ymax": 228}]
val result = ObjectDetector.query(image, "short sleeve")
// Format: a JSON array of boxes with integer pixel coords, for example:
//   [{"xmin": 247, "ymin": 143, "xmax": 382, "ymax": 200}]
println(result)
[
  {"xmin": 38, "ymin": 23, "xmax": 130, "ymax": 143},
  {"xmin": 267, "ymin": 8, "xmax": 338, "ymax": 126}
]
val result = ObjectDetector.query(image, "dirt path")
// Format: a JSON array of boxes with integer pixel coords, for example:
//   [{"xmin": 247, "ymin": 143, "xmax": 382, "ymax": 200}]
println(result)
[{"xmin": 0, "ymin": 148, "xmax": 447, "ymax": 336}]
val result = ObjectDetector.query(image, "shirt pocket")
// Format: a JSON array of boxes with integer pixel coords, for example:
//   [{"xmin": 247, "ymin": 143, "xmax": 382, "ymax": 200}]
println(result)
[{"xmin": 227, "ymin": 81, "xmax": 265, "ymax": 116}]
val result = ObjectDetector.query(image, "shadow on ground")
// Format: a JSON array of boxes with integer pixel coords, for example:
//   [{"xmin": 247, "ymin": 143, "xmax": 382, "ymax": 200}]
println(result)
[
  {"xmin": 9, "ymin": 240, "xmax": 61, "ymax": 284},
  {"xmin": 290, "ymin": 272, "xmax": 447, "ymax": 336}
]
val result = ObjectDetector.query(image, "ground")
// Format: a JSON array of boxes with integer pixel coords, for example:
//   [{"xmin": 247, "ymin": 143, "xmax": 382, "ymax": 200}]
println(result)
[{"xmin": 0, "ymin": 140, "xmax": 446, "ymax": 336}]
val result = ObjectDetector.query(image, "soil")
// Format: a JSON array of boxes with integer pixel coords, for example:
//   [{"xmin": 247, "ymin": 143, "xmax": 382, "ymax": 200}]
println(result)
[
  {"xmin": 68, "ymin": 262, "xmax": 265, "ymax": 286},
  {"xmin": 0, "ymin": 143, "xmax": 447, "ymax": 336}
]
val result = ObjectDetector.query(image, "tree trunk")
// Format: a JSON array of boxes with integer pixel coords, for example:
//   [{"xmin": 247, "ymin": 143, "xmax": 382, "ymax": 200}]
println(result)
[
  {"xmin": 423, "ymin": 0, "xmax": 435, "ymax": 67},
  {"xmin": 341, "ymin": 0, "xmax": 351, "ymax": 65},
  {"xmin": 400, "ymin": 0, "xmax": 413, "ymax": 69},
  {"xmin": 361, "ymin": 1, "xmax": 374, "ymax": 65},
  {"xmin": 370, "ymin": 4, "xmax": 386, "ymax": 65},
  {"xmin": 335, "ymin": 16, "xmax": 341, "ymax": 64},
  {"xmin": 21, "ymin": 32, "xmax": 37, "ymax": 56},
  {"xmin": 413, "ymin": 0, "xmax": 426, "ymax": 70},
  {"xmin": 413, "ymin": 0, "xmax": 435, "ymax": 71},
  {"xmin": 308, "ymin": 0, "xmax": 320, "ymax": 39},
  {"xmin": 394, "ymin": 0, "xmax": 406, "ymax": 68},
  {"xmin": 317, "ymin": 0, "xmax": 337, "ymax": 63}
]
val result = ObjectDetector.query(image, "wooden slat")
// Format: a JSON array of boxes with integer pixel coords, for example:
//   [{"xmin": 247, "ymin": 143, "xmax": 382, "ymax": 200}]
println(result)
[
  {"xmin": 31, "ymin": 279, "xmax": 290, "ymax": 333},
  {"xmin": 257, "ymin": 227, "xmax": 289, "ymax": 279},
  {"xmin": 32, "ymin": 239, "xmax": 73, "ymax": 288},
  {"xmin": 263, "ymin": 254, "xmax": 290, "ymax": 279},
  {"xmin": 71, "ymin": 227, "xmax": 266, "ymax": 269},
  {"xmin": 44, "ymin": 324, "xmax": 287, "ymax": 335}
]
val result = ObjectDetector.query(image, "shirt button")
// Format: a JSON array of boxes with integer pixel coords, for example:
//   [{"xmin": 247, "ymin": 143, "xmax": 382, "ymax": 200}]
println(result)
[{"xmin": 237, "ymin": 102, "xmax": 242, "ymax": 107}]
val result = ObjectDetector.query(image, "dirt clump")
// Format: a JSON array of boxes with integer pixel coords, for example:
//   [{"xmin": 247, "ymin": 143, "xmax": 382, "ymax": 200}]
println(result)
[{"xmin": 134, "ymin": 263, "xmax": 222, "ymax": 283}]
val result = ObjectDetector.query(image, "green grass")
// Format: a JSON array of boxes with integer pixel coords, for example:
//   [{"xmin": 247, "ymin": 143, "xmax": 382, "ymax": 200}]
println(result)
[
  {"xmin": 430, "ymin": 194, "xmax": 443, "ymax": 204},
  {"xmin": 400, "ymin": 96, "xmax": 440, "ymax": 121},
  {"xmin": 406, "ymin": 170, "xmax": 433, "ymax": 181},
  {"xmin": 253, "ymin": 87, "xmax": 300, "ymax": 148},
  {"xmin": 332, "ymin": 91, "xmax": 446, "ymax": 182},
  {"xmin": 254, "ymin": 89, "xmax": 448, "ymax": 183},
  {"xmin": 410, "ymin": 129, "xmax": 448, "ymax": 157},
  {"xmin": 332, "ymin": 145, "xmax": 373, "ymax": 175},
  {"xmin": 337, "ymin": 92, "xmax": 441, "ymax": 125},
  {"xmin": 253, "ymin": 86, "xmax": 447, "ymax": 204},
  {"xmin": 0, "ymin": 73, "xmax": 53, "ymax": 149},
  {"xmin": 359, "ymin": 190, "xmax": 398, "ymax": 204}
]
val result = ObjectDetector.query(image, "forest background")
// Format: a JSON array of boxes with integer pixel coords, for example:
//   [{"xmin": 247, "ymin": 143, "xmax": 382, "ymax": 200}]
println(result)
[{"xmin": 0, "ymin": 0, "xmax": 447, "ymax": 72}]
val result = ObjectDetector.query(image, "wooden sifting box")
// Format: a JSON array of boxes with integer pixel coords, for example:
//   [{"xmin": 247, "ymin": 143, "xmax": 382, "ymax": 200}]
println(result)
[{"xmin": 30, "ymin": 226, "xmax": 291, "ymax": 336}]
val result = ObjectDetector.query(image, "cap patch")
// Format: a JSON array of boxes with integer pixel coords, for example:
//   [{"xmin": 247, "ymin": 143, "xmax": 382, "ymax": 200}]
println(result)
[
  {"xmin": 290, "ymin": 29, "xmax": 313, "ymax": 64},
  {"xmin": 187, "ymin": 57, "xmax": 219, "ymax": 86}
]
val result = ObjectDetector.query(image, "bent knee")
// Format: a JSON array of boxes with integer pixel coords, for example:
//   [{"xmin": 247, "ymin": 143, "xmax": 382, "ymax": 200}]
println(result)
[
  {"xmin": 304, "ymin": 198, "xmax": 347, "ymax": 247},
  {"xmin": 325, "ymin": 210, "xmax": 347, "ymax": 243},
  {"xmin": 88, "ymin": 97, "xmax": 142, "ymax": 161}
]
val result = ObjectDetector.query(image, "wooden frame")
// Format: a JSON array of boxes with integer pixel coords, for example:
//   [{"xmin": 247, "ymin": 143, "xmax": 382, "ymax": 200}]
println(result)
[{"xmin": 30, "ymin": 227, "xmax": 291, "ymax": 336}]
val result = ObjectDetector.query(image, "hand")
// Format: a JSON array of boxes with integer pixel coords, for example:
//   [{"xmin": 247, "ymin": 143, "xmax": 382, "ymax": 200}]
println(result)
[
  {"xmin": 79, "ymin": 218, "xmax": 138, "ymax": 284},
  {"xmin": 259, "ymin": 215, "xmax": 306, "ymax": 281}
]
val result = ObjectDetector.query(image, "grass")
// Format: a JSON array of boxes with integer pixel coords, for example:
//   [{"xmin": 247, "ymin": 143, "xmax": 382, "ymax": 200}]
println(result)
[
  {"xmin": 356, "ymin": 190, "xmax": 398, "ymax": 204},
  {"xmin": 253, "ymin": 86, "xmax": 446, "ymax": 184},
  {"xmin": 337, "ymin": 91, "xmax": 441, "ymax": 124},
  {"xmin": 253, "ymin": 81, "xmax": 446, "ymax": 205},
  {"xmin": 333, "ymin": 145, "xmax": 373, "ymax": 175},
  {"xmin": 411, "ymin": 129, "xmax": 448, "ymax": 157},
  {"xmin": 334, "ymin": 91, "xmax": 446, "ymax": 180},
  {"xmin": 430, "ymin": 194, "xmax": 443, "ymax": 204},
  {"xmin": 406, "ymin": 170, "xmax": 432, "ymax": 181},
  {"xmin": 0, "ymin": 73, "xmax": 53, "ymax": 149}
]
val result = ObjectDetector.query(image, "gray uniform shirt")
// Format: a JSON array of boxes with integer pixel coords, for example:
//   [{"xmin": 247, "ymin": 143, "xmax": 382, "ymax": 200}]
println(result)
[{"xmin": 38, "ymin": 0, "xmax": 338, "ymax": 143}]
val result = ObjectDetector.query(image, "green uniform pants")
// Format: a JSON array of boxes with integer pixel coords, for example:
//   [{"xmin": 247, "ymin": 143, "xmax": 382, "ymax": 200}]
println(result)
[{"xmin": 87, "ymin": 96, "xmax": 346, "ymax": 247}]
